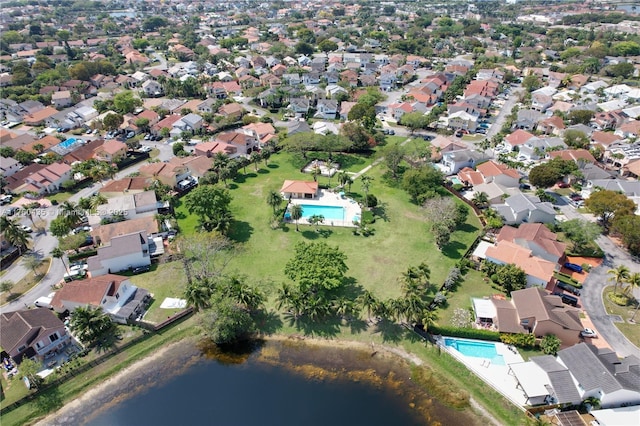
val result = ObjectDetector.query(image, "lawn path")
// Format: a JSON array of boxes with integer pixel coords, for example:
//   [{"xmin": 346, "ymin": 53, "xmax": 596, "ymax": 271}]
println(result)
[{"xmin": 350, "ymin": 137, "xmax": 413, "ymax": 180}]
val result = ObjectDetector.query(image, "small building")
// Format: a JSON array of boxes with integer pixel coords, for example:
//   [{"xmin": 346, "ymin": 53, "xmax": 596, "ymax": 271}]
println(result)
[
  {"xmin": 87, "ymin": 232, "xmax": 152, "ymax": 277},
  {"xmin": 280, "ymin": 180, "xmax": 318, "ymax": 199}
]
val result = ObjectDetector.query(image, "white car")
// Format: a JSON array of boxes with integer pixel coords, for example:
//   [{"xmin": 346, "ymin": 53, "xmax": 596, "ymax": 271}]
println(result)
[
  {"xmin": 69, "ymin": 263, "xmax": 89, "ymax": 272},
  {"xmin": 580, "ymin": 328, "xmax": 597, "ymax": 338},
  {"xmin": 20, "ymin": 225, "xmax": 33, "ymax": 233},
  {"xmin": 139, "ymin": 146, "xmax": 153, "ymax": 153}
]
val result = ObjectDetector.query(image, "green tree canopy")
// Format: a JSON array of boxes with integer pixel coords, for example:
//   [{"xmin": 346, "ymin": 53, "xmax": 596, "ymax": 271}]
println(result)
[
  {"xmin": 284, "ymin": 241, "xmax": 348, "ymax": 293},
  {"xmin": 585, "ymin": 189, "xmax": 636, "ymax": 228},
  {"xmin": 184, "ymin": 185, "xmax": 234, "ymax": 234},
  {"xmin": 560, "ymin": 218, "xmax": 601, "ymax": 253},
  {"xmin": 199, "ymin": 296, "xmax": 255, "ymax": 345},
  {"xmin": 563, "ymin": 129, "xmax": 590, "ymax": 149},
  {"xmin": 113, "ymin": 91, "xmax": 142, "ymax": 114}
]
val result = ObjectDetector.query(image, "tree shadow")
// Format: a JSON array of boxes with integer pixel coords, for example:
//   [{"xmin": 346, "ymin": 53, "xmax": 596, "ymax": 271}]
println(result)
[
  {"xmin": 285, "ymin": 314, "xmax": 340, "ymax": 338},
  {"xmin": 372, "ymin": 202, "xmax": 390, "ymax": 222},
  {"xmin": 301, "ymin": 230, "xmax": 319, "ymax": 240},
  {"xmin": 457, "ymin": 222, "xmax": 479, "ymax": 233},
  {"xmin": 94, "ymin": 329, "xmax": 122, "ymax": 354},
  {"xmin": 267, "ymin": 164, "xmax": 279, "ymax": 169},
  {"xmin": 234, "ymin": 174, "xmax": 248, "ymax": 184},
  {"xmin": 257, "ymin": 169, "xmax": 269, "ymax": 174},
  {"xmin": 229, "ymin": 221, "xmax": 254, "ymax": 243},
  {"xmin": 174, "ymin": 211, "xmax": 187, "ymax": 220},
  {"xmin": 227, "ymin": 183, "xmax": 239, "ymax": 190},
  {"xmin": 373, "ymin": 319, "xmax": 405, "ymax": 344},
  {"xmin": 254, "ymin": 310, "xmax": 283, "ymax": 335},
  {"xmin": 441, "ymin": 241, "xmax": 466, "ymax": 259},
  {"xmin": 348, "ymin": 318, "xmax": 368, "ymax": 334},
  {"xmin": 35, "ymin": 386, "xmax": 64, "ymax": 415},
  {"xmin": 317, "ymin": 228, "xmax": 333, "ymax": 238}
]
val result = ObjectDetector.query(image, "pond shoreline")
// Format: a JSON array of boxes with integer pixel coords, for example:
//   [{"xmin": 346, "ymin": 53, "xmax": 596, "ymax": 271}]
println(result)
[{"xmin": 34, "ymin": 334, "xmax": 500, "ymax": 426}]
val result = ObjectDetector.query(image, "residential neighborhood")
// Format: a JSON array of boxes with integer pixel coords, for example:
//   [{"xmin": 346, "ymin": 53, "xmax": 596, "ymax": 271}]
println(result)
[{"xmin": 1, "ymin": 1, "xmax": 640, "ymax": 425}]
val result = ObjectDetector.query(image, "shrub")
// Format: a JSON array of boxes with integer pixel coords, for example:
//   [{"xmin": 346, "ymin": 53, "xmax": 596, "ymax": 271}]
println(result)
[
  {"xmin": 607, "ymin": 292, "xmax": 630, "ymax": 306},
  {"xmin": 366, "ymin": 194, "xmax": 378, "ymax": 208},
  {"xmin": 430, "ymin": 325, "xmax": 501, "ymax": 341},
  {"xmin": 452, "ymin": 183, "xmax": 464, "ymax": 192},
  {"xmin": 433, "ymin": 291, "xmax": 447, "ymax": 307},
  {"xmin": 500, "ymin": 333, "xmax": 536, "ymax": 348}
]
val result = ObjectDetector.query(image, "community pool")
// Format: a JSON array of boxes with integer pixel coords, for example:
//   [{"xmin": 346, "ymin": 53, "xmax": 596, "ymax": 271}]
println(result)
[
  {"xmin": 296, "ymin": 204, "xmax": 345, "ymax": 220},
  {"xmin": 59, "ymin": 138, "xmax": 77, "ymax": 149},
  {"xmin": 444, "ymin": 338, "xmax": 505, "ymax": 365}
]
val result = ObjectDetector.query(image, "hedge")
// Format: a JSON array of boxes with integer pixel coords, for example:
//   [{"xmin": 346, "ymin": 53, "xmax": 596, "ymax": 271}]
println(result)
[
  {"xmin": 500, "ymin": 333, "xmax": 537, "ymax": 349},
  {"xmin": 554, "ymin": 272, "xmax": 582, "ymax": 288},
  {"xmin": 430, "ymin": 325, "xmax": 501, "ymax": 341},
  {"xmin": 68, "ymin": 250, "xmax": 97, "ymax": 262}
]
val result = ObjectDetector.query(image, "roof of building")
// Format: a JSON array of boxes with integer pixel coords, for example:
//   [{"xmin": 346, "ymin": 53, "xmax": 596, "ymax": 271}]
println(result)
[
  {"xmin": 99, "ymin": 177, "xmax": 152, "ymax": 194},
  {"xmin": 512, "ymin": 287, "xmax": 583, "ymax": 332},
  {"xmin": 51, "ymin": 274, "xmax": 129, "ymax": 310},
  {"xmin": 477, "ymin": 160, "xmax": 520, "ymax": 180},
  {"xmin": 530, "ymin": 355, "xmax": 582, "ymax": 404},
  {"xmin": 91, "ymin": 216, "xmax": 159, "ymax": 246},
  {"xmin": 280, "ymin": 180, "xmax": 318, "ymax": 194},
  {"xmin": 486, "ymin": 241, "xmax": 557, "ymax": 283},
  {"xmin": 0, "ymin": 308, "xmax": 64, "ymax": 354},
  {"xmin": 505, "ymin": 129, "xmax": 535, "ymax": 146},
  {"xmin": 497, "ymin": 223, "xmax": 566, "ymax": 259},
  {"xmin": 558, "ymin": 343, "xmax": 624, "ymax": 394}
]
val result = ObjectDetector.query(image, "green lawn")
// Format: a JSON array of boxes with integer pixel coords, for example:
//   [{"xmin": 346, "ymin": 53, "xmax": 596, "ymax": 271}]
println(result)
[
  {"xmin": 177, "ymin": 151, "xmax": 482, "ymax": 305},
  {"xmin": 603, "ymin": 286, "xmax": 640, "ymax": 348},
  {"xmin": 435, "ymin": 268, "xmax": 497, "ymax": 327},
  {"xmin": 127, "ymin": 262, "xmax": 188, "ymax": 324}
]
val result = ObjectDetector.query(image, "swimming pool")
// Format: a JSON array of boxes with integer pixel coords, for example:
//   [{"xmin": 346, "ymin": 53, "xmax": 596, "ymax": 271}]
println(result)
[
  {"xmin": 296, "ymin": 204, "xmax": 345, "ymax": 220},
  {"xmin": 444, "ymin": 338, "xmax": 505, "ymax": 365},
  {"xmin": 59, "ymin": 138, "xmax": 77, "ymax": 149},
  {"xmin": 450, "ymin": 177, "xmax": 462, "ymax": 185}
]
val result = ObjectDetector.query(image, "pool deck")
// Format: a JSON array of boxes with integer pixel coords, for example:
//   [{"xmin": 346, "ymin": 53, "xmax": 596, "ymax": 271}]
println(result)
[
  {"xmin": 436, "ymin": 336, "xmax": 529, "ymax": 408},
  {"xmin": 287, "ymin": 190, "xmax": 362, "ymax": 227}
]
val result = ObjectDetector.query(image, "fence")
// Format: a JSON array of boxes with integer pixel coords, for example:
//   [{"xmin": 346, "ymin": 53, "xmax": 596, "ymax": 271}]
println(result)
[{"xmin": 0, "ymin": 308, "xmax": 194, "ymax": 415}]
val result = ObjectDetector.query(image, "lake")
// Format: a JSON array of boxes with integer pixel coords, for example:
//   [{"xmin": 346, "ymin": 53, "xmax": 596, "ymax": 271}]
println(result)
[{"xmin": 45, "ymin": 339, "xmax": 482, "ymax": 426}]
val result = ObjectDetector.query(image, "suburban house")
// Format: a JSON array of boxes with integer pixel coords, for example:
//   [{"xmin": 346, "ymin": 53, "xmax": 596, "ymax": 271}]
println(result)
[
  {"xmin": 472, "ymin": 287, "xmax": 583, "ymax": 345},
  {"xmin": 51, "ymin": 90, "xmax": 73, "ymax": 108},
  {"xmin": 139, "ymin": 160, "xmax": 190, "ymax": 188},
  {"xmin": 0, "ymin": 308, "xmax": 70, "ymax": 363},
  {"xmin": 216, "ymin": 131, "xmax": 258, "ymax": 155},
  {"xmin": 447, "ymin": 110, "xmax": 478, "ymax": 132},
  {"xmin": 555, "ymin": 343, "xmax": 640, "ymax": 408},
  {"xmin": 485, "ymin": 240, "xmax": 558, "ymax": 287},
  {"xmin": 0, "ymin": 156, "xmax": 21, "ymax": 177},
  {"xmin": 50, "ymin": 274, "xmax": 150, "ymax": 324},
  {"xmin": 10, "ymin": 162, "xmax": 72, "ymax": 195},
  {"xmin": 496, "ymin": 223, "xmax": 567, "ymax": 264},
  {"xmin": 314, "ymin": 100, "xmax": 338, "ymax": 120},
  {"xmin": 99, "ymin": 177, "xmax": 152, "ymax": 197},
  {"xmin": 93, "ymin": 140, "xmax": 127, "ymax": 162},
  {"xmin": 280, "ymin": 180, "xmax": 318, "ymax": 199},
  {"xmin": 193, "ymin": 141, "xmax": 238, "ymax": 158},
  {"xmin": 441, "ymin": 150, "xmax": 487, "ymax": 174},
  {"xmin": 87, "ymin": 232, "xmax": 152, "ymax": 277},
  {"xmin": 89, "ymin": 190, "xmax": 163, "ymax": 226},
  {"xmin": 504, "ymin": 129, "xmax": 536, "ymax": 151},
  {"xmin": 475, "ymin": 160, "xmax": 520, "ymax": 187},
  {"xmin": 494, "ymin": 193, "xmax": 556, "ymax": 225},
  {"xmin": 91, "ymin": 216, "xmax": 159, "ymax": 246}
]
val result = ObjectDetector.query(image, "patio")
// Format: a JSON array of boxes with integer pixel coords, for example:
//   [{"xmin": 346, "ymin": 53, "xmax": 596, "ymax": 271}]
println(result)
[{"xmin": 286, "ymin": 189, "xmax": 362, "ymax": 228}]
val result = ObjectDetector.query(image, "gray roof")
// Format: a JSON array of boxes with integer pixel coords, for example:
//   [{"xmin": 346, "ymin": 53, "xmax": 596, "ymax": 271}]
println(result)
[
  {"xmin": 580, "ymin": 163, "xmax": 615, "ymax": 181},
  {"xmin": 0, "ymin": 308, "xmax": 64, "ymax": 353},
  {"xmin": 593, "ymin": 347, "xmax": 640, "ymax": 393},
  {"xmin": 506, "ymin": 193, "xmax": 556, "ymax": 215},
  {"xmin": 92, "ymin": 232, "xmax": 147, "ymax": 263},
  {"xmin": 558, "ymin": 343, "xmax": 622, "ymax": 394},
  {"xmin": 531, "ymin": 355, "xmax": 582, "ymax": 404},
  {"xmin": 588, "ymin": 179, "xmax": 640, "ymax": 197}
]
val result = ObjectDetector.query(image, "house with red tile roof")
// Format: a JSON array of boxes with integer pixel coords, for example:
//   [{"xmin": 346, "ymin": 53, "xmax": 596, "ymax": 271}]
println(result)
[
  {"xmin": 194, "ymin": 141, "xmax": 237, "ymax": 158},
  {"xmin": 476, "ymin": 160, "xmax": 520, "ymax": 187},
  {"xmin": 485, "ymin": 240, "xmax": 558, "ymax": 287},
  {"xmin": 8, "ymin": 162, "xmax": 71, "ymax": 195},
  {"xmin": 138, "ymin": 161, "xmax": 190, "ymax": 188},
  {"xmin": 23, "ymin": 106, "xmax": 58, "ymax": 126},
  {"xmin": 505, "ymin": 129, "xmax": 535, "ymax": 149},
  {"xmin": 548, "ymin": 149, "xmax": 596, "ymax": 164},
  {"xmin": 280, "ymin": 180, "xmax": 318, "ymax": 199},
  {"xmin": 94, "ymin": 140, "xmax": 127, "ymax": 162},
  {"xmin": 51, "ymin": 274, "xmax": 149, "ymax": 324},
  {"xmin": 99, "ymin": 177, "xmax": 152, "ymax": 196},
  {"xmin": 496, "ymin": 223, "xmax": 567, "ymax": 264},
  {"xmin": 537, "ymin": 115, "xmax": 565, "ymax": 136},
  {"xmin": 152, "ymin": 114, "xmax": 182, "ymax": 135}
]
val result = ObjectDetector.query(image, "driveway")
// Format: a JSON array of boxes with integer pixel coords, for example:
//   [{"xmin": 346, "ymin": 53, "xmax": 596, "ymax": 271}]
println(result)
[
  {"xmin": 485, "ymin": 88, "xmax": 523, "ymax": 141},
  {"xmin": 580, "ymin": 236, "xmax": 640, "ymax": 358}
]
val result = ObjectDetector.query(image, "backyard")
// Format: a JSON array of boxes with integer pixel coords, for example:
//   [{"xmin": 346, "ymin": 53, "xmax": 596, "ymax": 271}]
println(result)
[{"xmin": 176, "ymin": 150, "xmax": 482, "ymax": 304}]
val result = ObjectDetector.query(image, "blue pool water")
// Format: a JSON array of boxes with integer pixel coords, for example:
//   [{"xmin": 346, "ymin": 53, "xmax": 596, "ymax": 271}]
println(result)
[
  {"xmin": 444, "ymin": 338, "xmax": 505, "ymax": 365},
  {"xmin": 59, "ymin": 138, "xmax": 77, "ymax": 148},
  {"xmin": 297, "ymin": 204, "xmax": 345, "ymax": 220},
  {"xmin": 450, "ymin": 177, "xmax": 462, "ymax": 185}
]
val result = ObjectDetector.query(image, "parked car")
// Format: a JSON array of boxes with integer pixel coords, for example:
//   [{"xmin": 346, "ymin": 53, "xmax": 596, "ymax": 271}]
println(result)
[
  {"xmin": 132, "ymin": 265, "xmax": 150, "ymax": 274},
  {"xmin": 552, "ymin": 292, "xmax": 578, "ymax": 307},
  {"xmin": 557, "ymin": 182, "xmax": 569, "ymax": 188},
  {"xmin": 0, "ymin": 194, "xmax": 12, "ymax": 205},
  {"xmin": 20, "ymin": 225, "xmax": 32, "ymax": 233},
  {"xmin": 557, "ymin": 281, "xmax": 581, "ymax": 296},
  {"xmin": 34, "ymin": 293, "xmax": 55, "ymax": 309},
  {"xmin": 580, "ymin": 328, "xmax": 597, "ymax": 338},
  {"xmin": 564, "ymin": 262, "xmax": 583, "ymax": 273},
  {"xmin": 139, "ymin": 146, "xmax": 152, "ymax": 153}
]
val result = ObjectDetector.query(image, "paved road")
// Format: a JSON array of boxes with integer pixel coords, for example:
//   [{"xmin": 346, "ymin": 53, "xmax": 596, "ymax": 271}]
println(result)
[{"xmin": 581, "ymin": 236, "xmax": 640, "ymax": 358}]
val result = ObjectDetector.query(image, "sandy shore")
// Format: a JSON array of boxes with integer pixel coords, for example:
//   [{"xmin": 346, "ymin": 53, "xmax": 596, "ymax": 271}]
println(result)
[{"xmin": 32, "ymin": 334, "xmax": 500, "ymax": 426}]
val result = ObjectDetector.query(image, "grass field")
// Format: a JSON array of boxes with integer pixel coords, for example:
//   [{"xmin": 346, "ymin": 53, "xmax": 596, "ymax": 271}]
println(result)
[
  {"xmin": 0, "ymin": 258, "xmax": 51, "ymax": 305},
  {"xmin": 175, "ymin": 151, "xmax": 481, "ymax": 304},
  {"xmin": 603, "ymin": 286, "xmax": 640, "ymax": 347},
  {"xmin": 128, "ymin": 262, "xmax": 188, "ymax": 323},
  {"xmin": 435, "ymin": 268, "xmax": 497, "ymax": 327}
]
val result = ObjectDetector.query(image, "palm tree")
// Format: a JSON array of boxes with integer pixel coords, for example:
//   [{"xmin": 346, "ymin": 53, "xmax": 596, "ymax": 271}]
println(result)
[
  {"xmin": 308, "ymin": 214, "xmax": 324, "ymax": 231},
  {"xmin": 184, "ymin": 281, "xmax": 212, "ymax": 312},
  {"xmin": 360, "ymin": 175, "xmax": 372, "ymax": 209},
  {"xmin": 1, "ymin": 216, "xmax": 30, "ymax": 254},
  {"xmin": 266, "ymin": 190, "xmax": 283, "ymax": 215},
  {"xmin": 417, "ymin": 309, "xmax": 437, "ymax": 333},
  {"xmin": 237, "ymin": 156, "xmax": 250, "ymax": 175},
  {"xmin": 472, "ymin": 191, "xmax": 489, "ymax": 208},
  {"xmin": 212, "ymin": 152, "xmax": 230, "ymax": 182},
  {"xmin": 59, "ymin": 201, "xmax": 83, "ymax": 228},
  {"xmin": 261, "ymin": 146, "xmax": 273, "ymax": 166},
  {"xmin": 89, "ymin": 193, "xmax": 107, "ymax": 211},
  {"xmin": 69, "ymin": 306, "xmax": 115, "ymax": 346},
  {"xmin": 311, "ymin": 164, "xmax": 321, "ymax": 182},
  {"xmin": 338, "ymin": 171, "xmax": 350, "ymax": 189},
  {"xmin": 289, "ymin": 204, "xmax": 303, "ymax": 232},
  {"xmin": 225, "ymin": 276, "xmax": 265, "ymax": 312},
  {"xmin": 608, "ymin": 265, "xmax": 630, "ymax": 295},
  {"xmin": 357, "ymin": 290, "xmax": 378, "ymax": 322},
  {"xmin": 276, "ymin": 283, "xmax": 303, "ymax": 318},
  {"xmin": 250, "ymin": 151, "xmax": 262, "ymax": 172},
  {"xmin": 626, "ymin": 273, "xmax": 640, "ymax": 322},
  {"xmin": 50, "ymin": 247, "xmax": 70, "ymax": 274},
  {"xmin": 22, "ymin": 253, "xmax": 43, "ymax": 276}
]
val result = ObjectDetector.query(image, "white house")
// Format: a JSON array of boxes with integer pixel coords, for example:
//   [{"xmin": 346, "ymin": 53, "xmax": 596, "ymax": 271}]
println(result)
[
  {"xmin": 494, "ymin": 193, "xmax": 556, "ymax": 225},
  {"xmin": 89, "ymin": 190, "xmax": 162, "ymax": 226},
  {"xmin": 87, "ymin": 232, "xmax": 152, "ymax": 277},
  {"xmin": 441, "ymin": 150, "xmax": 487, "ymax": 174},
  {"xmin": 447, "ymin": 110, "xmax": 478, "ymax": 132}
]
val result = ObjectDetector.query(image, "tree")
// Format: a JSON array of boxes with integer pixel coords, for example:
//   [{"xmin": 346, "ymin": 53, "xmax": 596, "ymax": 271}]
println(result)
[
  {"xmin": 113, "ymin": 90, "xmax": 142, "ymax": 114},
  {"xmin": 432, "ymin": 222, "xmax": 450, "ymax": 249},
  {"xmin": 289, "ymin": 204, "xmax": 303, "ymax": 232},
  {"xmin": 184, "ymin": 185, "xmax": 234, "ymax": 234},
  {"xmin": 560, "ymin": 219, "xmax": 601, "ymax": 253},
  {"xmin": 184, "ymin": 280, "xmax": 213, "ymax": 312},
  {"xmin": 383, "ymin": 144, "xmax": 405, "ymax": 180},
  {"xmin": 308, "ymin": 214, "xmax": 325, "ymax": 231},
  {"xmin": 522, "ymin": 75, "xmax": 542, "ymax": 92},
  {"xmin": 294, "ymin": 41, "xmax": 314, "ymax": 55},
  {"xmin": 317, "ymin": 39, "xmax": 338, "ymax": 52},
  {"xmin": 0, "ymin": 280, "xmax": 14, "ymax": 295},
  {"xmin": 612, "ymin": 215, "xmax": 640, "ymax": 256},
  {"xmin": 400, "ymin": 112, "xmax": 427, "ymax": 133},
  {"xmin": 22, "ymin": 253, "xmax": 43, "ymax": 276},
  {"xmin": 250, "ymin": 151, "xmax": 262, "ymax": 172},
  {"xmin": 563, "ymin": 129, "xmax": 590, "ymax": 149},
  {"xmin": 222, "ymin": 275, "xmax": 265, "ymax": 312},
  {"xmin": 606, "ymin": 62, "xmax": 635, "ymax": 78},
  {"xmin": 103, "ymin": 113, "xmax": 124, "ymax": 131},
  {"xmin": 69, "ymin": 306, "xmax": 116, "ymax": 346},
  {"xmin": 422, "ymin": 196, "xmax": 466, "ymax": 235},
  {"xmin": 50, "ymin": 247, "xmax": 70, "ymax": 274},
  {"xmin": 401, "ymin": 166, "xmax": 443, "ymax": 204},
  {"xmin": 585, "ymin": 190, "xmax": 636, "ymax": 229},
  {"xmin": 266, "ymin": 190, "xmax": 283, "ymax": 216},
  {"xmin": 568, "ymin": 110, "xmax": 595, "ymax": 125},
  {"xmin": 357, "ymin": 290, "xmax": 379, "ymax": 322},
  {"xmin": 627, "ymin": 273, "xmax": 640, "ymax": 321},
  {"xmin": 284, "ymin": 241, "xmax": 348, "ymax": 293},
  {"xmin": 360, "ymin": 175, "xmax": 373, "ymax": 209},
  {"xmin": 608, "ymin": 265, "xmax": 630, "ymax": 295},
  {"xmin": 540, "ymin": 334, "xmax": 561, "ymax": 355},
  {"xmin": 528, "ymin": 158, "xmax": 577, "ymax": 188},
  {"xmin": 494, "ymin": 264, "xmax": 527, "ymax": 293},
  {"xmin": 199, "ymin": 296, "xmax": 255, "ymax": 344},
  {"xmin": 472, "ymin": 191, "xmax": 489, "ymax": 208},
  {"xmin": 20, "ymin": 358, "xmax": 44, "ymax": 389},
  {"xmin": 0, "ymin": 216, "xmax": 30, "ymax": 254}
]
